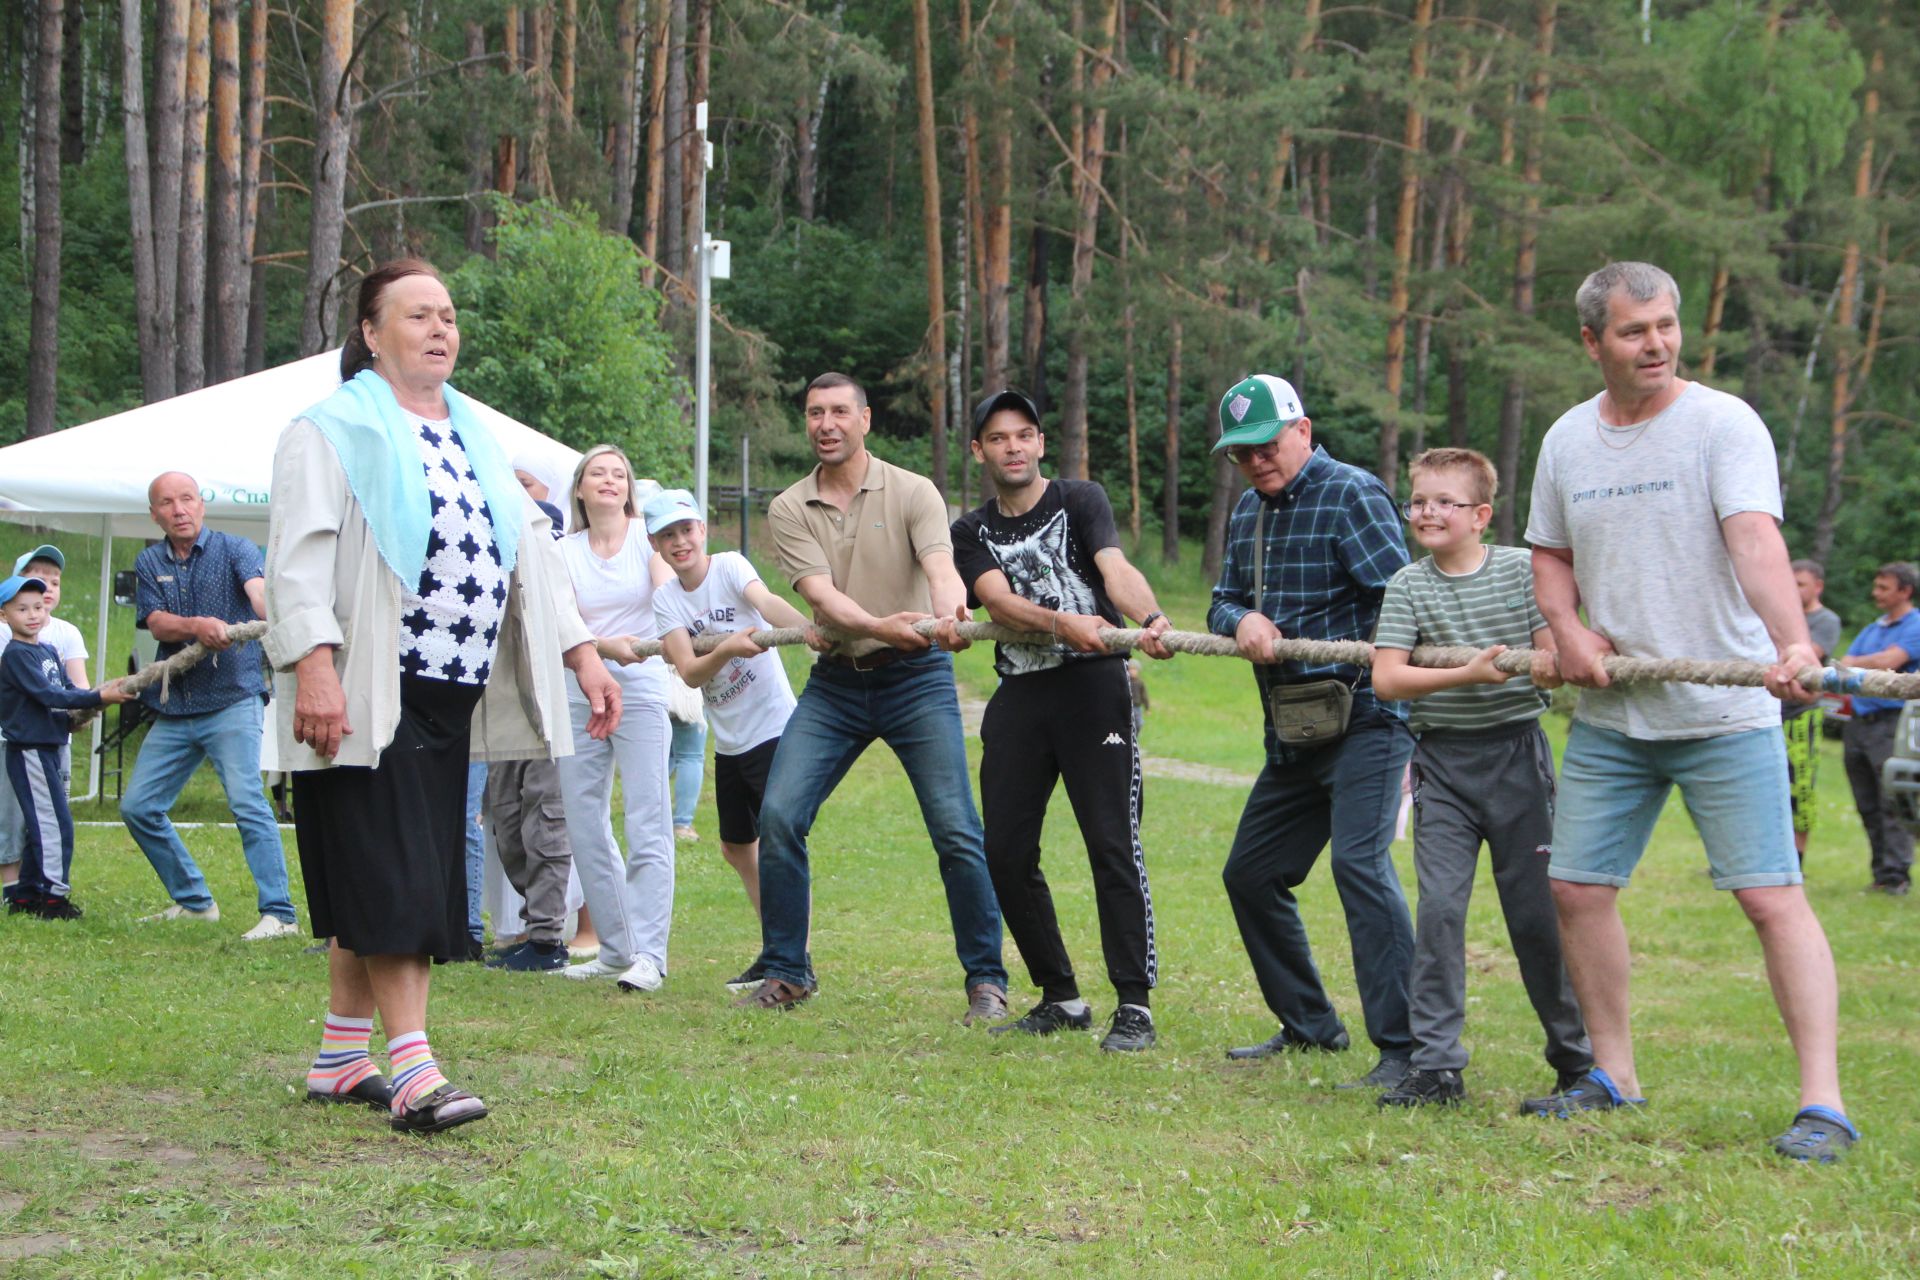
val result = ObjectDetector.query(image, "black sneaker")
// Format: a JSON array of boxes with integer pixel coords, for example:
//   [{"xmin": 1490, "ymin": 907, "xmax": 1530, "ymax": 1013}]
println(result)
[
  {"xmin": 1379, "ymin": 1067, "xmax": 1465, "ymax": 1108},
  {"xmin": 5, "ymin": 893, "xmax": 44, "ymax": 916},
  {"xmin": 1099, "ymin": 1005, "xmax": 1156, "ymax": 1053},
  {"xmin": 1521, "ymin": 1068, "xmax": 1645, "ymax": 1118},
  {"xmin": 988, "ymin": 1001, "xmax": 1094, "ymax": 1037},
  {"xmin": 724, "ymin": 959, "xmax": 768, "ymax": 992},
  {"xmin": 497, "ymin": 940, "xmax": 568, "ymax": 972},
  {"xmin": 1226, "ymin": 1026, "xmax": 1352, "ymax": 1060},
  {"xmin": 1770, "ymin": 1107, "xmax": 1857, "ymax": 1164},
  {"xmin": 33, "ymin": 896, "xmax": 84, "ymax": 921},
  {"xmin": 1336, "ymin": 1056, "xmax": 1411, "ymax": 1090}
]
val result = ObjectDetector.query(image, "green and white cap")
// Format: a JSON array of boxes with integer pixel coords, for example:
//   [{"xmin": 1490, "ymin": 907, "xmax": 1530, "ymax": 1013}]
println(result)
[{"xmin": 1213, "ymin": 374, "xmax": 1306, "ymax": 453}]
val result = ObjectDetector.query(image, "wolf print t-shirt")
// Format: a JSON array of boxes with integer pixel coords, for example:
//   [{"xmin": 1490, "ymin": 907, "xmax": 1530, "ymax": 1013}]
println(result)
[
  {"xmin": 1526, "ymin": 381, "xmax": 1783, "ymax": 740},
  {"xmin": 951, "ymin": 479, "xmax": 1125, "ymax": 678}
]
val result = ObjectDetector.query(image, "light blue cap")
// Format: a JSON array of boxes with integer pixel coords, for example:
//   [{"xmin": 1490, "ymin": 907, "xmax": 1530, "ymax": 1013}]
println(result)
[
  {"xmin": 0, "ymin": 575, "xmax": 49, "ymax": 607},
  {"xmin": 642, "ymin": 488, "xmax": 704, "ymax": 535},
  {"xmin": 13, "ymin": 544, "xmax": 62, "ymax": 574}
]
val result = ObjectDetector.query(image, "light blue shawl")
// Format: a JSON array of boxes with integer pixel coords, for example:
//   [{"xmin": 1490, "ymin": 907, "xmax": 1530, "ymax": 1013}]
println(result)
[{"xmin": 301, "ymin": 368, "xmax": 522, "ymax": 585}]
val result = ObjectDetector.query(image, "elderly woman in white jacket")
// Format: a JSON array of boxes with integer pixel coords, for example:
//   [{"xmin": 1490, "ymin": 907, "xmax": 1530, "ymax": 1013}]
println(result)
[{"xmin": 265, "ymin": 258, "xmax": 622, "ymax": 1135}]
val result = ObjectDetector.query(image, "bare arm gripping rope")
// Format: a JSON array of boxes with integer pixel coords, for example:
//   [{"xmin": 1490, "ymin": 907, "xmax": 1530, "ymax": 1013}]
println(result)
[{"xmin": 77, "ymin": 616, "xmax": 1920, "ymax": 735}]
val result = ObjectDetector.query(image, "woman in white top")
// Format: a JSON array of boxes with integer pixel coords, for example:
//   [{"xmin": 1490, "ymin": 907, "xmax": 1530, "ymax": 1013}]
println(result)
[{"xmin": 553, "ymin": 444, "xmax": 678, "ymax": 991}]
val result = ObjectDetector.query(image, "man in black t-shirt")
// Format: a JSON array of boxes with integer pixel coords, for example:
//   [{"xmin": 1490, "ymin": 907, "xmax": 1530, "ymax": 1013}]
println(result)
[{"xmin": 950, "ymin": 390, "xmax": 1174, "ymax": 1052}]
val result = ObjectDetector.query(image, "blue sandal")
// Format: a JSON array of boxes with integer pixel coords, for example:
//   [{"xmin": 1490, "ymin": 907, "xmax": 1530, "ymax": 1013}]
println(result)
[{"xmin": 1771, "ymin": 1107, "xmax": 1857, "ymax": 1164}]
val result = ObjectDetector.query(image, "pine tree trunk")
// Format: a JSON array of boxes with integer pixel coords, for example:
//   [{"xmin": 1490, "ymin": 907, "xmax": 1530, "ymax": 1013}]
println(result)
[
  {"xmin": 1378, "ymin": 0, "xmax": 1432, "ymax": 488},
  {"xmin": 1058, "ymin": 0, "xmax": 1117, "ymax": 482},
  {"xmin": 463, "ymin": 21, "xmax": 490, "ymax": 253},
  {"xmin": 982, "ymin": 28, "xmax": 1014, "ymax": 390},
  {"xmin": 526, "ymin": 3, "xmax": 553, "ymax": 198},
  {"xmin": 240, "ymin": 0, "xmax": 265, "ymax": 355},
  {"xmin": 59, "ymin": 0, "xmax": 83, "ymax": 165},
  {"xmin": 558, "ymin": 0, "xmax": 577, "ymax": 121},
  {"xmin": 662, "ymin": 0, "xmax": 687, "ymax": 277},
  {"xmin": 300, "ymin": 0, "xmax": 354, "ymax": 354},
  {"xmin": 682, "ymin": 0, "xmax": 710, "ymax": 270},
  {"xmin": 641, "ymin": 0, "xmax": 668, "ymax": 280},
  {"xmin": 1021, "ymin": 225, "xmax": 1050, "ymax": 410},
  {"xmin": 26, "ymin": 0, "xmax": 64, "ymax": 437},
  {"xmin": 1494, "ymin": 0, "xmax": 1555, "ymax": 545},
  {"xmin": 206, "ymin": 0, "xmax": 243, "ymax": 383},
  {"xmin": 150, "ymin": 0, "xmax": 189, "ymax": 392},
  {"xmin": 494, "ymin": 8, "xmax": 520, "ymax": 207},
  {"xmin": 911, "ymin": 0, "xmax": 948, "ymax": 496},
  {"xmin": 174, "ymin": 0, "xmax": 209, "ymax": 393},
  {"xmin": 1699, "ymin": 261, "xmax": 1729, "ymax": 380},
  {"xmin": 121, "ymin": 0, "xmax": 171, "ymax": 400},
  {"xmin": 1162, "ymin": 318, "xmax": 1181, "ymax": 565},
  {"xmin": 1813, "ymin": 41, "xmax": 1881, "ymax": 565},
  {"xmin": 611, "ymin": 0, "xmax": 640, "ymax": 235},
  {"xmin": 1261, "ymin": 0, "xmax": 1319, "ymax": 262}
]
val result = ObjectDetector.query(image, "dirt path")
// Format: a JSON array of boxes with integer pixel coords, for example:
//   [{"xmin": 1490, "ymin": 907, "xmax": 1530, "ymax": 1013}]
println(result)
[{"xmin": 956, "ymin": 693, "xmax": 1256, "ymax": 789}]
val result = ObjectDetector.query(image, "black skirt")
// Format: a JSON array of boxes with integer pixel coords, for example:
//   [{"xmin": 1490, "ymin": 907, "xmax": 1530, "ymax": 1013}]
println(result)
[{"xmin": 293, "ymin": 674, "xmax": 484, "ymax": 961}]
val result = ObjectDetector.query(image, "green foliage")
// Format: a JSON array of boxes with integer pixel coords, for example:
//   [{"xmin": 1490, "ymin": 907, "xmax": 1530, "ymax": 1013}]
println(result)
[{"xmin": 450, "ymin": 200, "xmax": 689, "ymax": 481}]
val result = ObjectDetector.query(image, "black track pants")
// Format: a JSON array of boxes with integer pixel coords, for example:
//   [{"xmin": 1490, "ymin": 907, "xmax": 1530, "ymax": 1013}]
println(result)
[{"xmin": 980, "ymin": 658, "xmax": 1157, "ymax": 1007}]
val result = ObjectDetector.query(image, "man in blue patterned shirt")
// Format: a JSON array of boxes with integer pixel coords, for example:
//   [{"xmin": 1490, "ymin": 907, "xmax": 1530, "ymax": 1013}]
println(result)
[
  {"xmin": 123, "ymin": 472, "xmax": 296, "ymax": 940},
  {"xmin": 1207, "ymin": 374, "xmax": 1417, "ymax": 1090}
]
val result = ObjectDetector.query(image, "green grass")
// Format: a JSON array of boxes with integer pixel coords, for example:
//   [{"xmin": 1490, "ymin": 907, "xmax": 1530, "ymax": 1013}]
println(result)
[{"xmin": 4, "ymin": 531, "xmax": 1917, "ymax": 1277}]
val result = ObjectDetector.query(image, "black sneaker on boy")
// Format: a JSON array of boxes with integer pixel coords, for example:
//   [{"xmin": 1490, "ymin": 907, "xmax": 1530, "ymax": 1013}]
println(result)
[
  {"xmin": 1099, "ymin": 1005, "xmax": 1156, "ymax": 1053},
  {"xmin": 1379, "ymin": 1067, "xmax": 1465, "ymax": 1108},
  {"xmin": 989, "ymin": 1001, "xmax": 1094, "ymax": 1037}
]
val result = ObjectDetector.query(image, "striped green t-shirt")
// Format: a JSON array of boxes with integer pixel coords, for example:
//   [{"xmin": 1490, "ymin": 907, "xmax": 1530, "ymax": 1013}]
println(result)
[{"xmin": 1373, "ymin": 543, "xmax": 1550, "ymax": 733}]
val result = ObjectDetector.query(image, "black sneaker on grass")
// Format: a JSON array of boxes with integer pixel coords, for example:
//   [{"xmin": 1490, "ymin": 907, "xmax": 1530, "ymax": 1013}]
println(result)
[
  {"xmin": 496, "ymin": 940, "xmax": 568, "ymax": 972},
  {"xmin": 5, "ymin": 893, "xmax": 44, "ymax": 916},
  {"xmin": 724, "ymin": 960, "xmax": 767, "ymax": 992},
  {"xmin": 1336, "ymin": 1056, "xmax": 1411, "ymax": 1091},
  {"xmin": 32, "ymin": 896, "xmax": 84, "ymax": 921},
  {"xmin": 1099, "ymin": 1005, "xmax": 1156, "ymax": 1053},
  {"xmin": 1770, "ymin": 1108, "xmax": 1857, "ymax": 1164},
  {"xmin": 1521, "ymin": 1068, "xmax": 1644, "ymax": 1118},
  {"xmin": 1379, "ymin": 1067, "xmax": 1465, "ymax": 1108},
  {"xmin": 989, "ymin": 1001, "xmax": 1094, "ymax": 1037}
]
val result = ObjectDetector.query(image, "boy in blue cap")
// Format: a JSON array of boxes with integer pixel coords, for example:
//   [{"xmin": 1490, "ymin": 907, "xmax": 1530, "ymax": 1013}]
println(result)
[{"xmin": 0, "ymin": 576, "xmax": 132, "ymax": 919}]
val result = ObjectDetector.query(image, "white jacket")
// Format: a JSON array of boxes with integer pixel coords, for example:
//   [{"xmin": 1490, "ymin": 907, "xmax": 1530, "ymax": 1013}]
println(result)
[{"xmin": 263, "ymin": 417, "xmax": 593, "ymax": 771}]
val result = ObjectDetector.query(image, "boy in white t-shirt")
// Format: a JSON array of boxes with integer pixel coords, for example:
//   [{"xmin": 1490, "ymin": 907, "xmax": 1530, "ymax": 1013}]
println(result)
[
  {"xmin": 2, "ymin": 545, "xmax": 90, "ymax": 889},
  {"xmin": 644, "ymin": 490, "xmax": 817, "ymax": 990}
]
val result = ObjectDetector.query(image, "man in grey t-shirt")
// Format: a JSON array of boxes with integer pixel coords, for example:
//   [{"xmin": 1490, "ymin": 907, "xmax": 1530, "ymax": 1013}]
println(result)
[{"xmin": 1524, "ymin": 262, "xmax": 1854, "ymax": 1163}]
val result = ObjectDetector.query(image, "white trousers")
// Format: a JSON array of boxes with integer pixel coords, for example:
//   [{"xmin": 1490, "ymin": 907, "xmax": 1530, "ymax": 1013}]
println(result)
[{"xmin": 556, "ymin": 666, "xmax": 674, "ymax": 970}]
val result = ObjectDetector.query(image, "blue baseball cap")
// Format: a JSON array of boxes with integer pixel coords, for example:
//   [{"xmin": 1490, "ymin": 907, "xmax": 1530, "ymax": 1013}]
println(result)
[
  {"xmin": 0, "ymin": 575, "xmax": 49, "ymax": 607},
  {"xmin": 13, "ymin": 544, "xmax": 63, "ymax": 574},
  {"xmin": 642, "ymin": 488, "xmax": 704, "ymax": 535}
]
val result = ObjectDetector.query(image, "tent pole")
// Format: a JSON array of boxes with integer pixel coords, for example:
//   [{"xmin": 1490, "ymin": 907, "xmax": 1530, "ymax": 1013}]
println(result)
[{"xmin": 83, "ymin": 515, "xmax": 111, "ymax": 803}]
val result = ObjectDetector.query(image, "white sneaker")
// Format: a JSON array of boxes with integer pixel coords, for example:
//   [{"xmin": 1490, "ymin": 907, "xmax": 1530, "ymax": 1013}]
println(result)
[
  {"xmin": 140, "ymin": 903, "xmax": 221, "ymax": 923},
  {"xmin": 555, "ymin": 956, "xmax": 627, "ymax": 981},
  {"xmin": 240, "ymin": 915, "xmax": 300, "ymax": 941},
  {"xmin": 616, "ymin": 955, "xmax": 664, "ymax": 992}
]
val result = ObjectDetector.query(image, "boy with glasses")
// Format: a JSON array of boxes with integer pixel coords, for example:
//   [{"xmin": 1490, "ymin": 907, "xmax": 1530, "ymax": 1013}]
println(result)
[{"xmin": 1368, "ymin": 448, "xmax": 1590, "ymax": 1108}]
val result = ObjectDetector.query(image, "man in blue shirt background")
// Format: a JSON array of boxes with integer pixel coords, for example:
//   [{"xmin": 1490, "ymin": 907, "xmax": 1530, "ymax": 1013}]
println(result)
[
  {"xmin": 1205, "ymin": 374, "xmax": 1417, "ymax": 1089},
  {"xmin": 1840, "ymin": 561, "xmax": 1920, "ymax": 896},
  {"xmin": 123, "ymin": 471, "xmax": 297, "ymax": 938}
]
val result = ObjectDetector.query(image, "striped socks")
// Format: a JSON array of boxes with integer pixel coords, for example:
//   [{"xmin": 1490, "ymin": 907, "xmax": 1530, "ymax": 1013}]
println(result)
[
  {"xmin": 387, "ymin": 1030, "xmax": 450, "ymax": 1113},
  {"xmin": 306, "ymin": 1014, "xmax": 379, "ymax": 1098}
]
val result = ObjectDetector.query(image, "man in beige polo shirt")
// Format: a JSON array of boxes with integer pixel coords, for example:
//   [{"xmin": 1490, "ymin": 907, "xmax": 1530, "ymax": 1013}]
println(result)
[{"xmin": 730, "ymin": 371, "xmax": 1009, "ymax": 1021}]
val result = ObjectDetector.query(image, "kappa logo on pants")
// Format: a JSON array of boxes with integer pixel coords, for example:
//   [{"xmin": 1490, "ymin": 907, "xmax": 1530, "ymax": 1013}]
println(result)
[{"xmin": 1102, "ymin": 732, "xmax": 1125, "ymax": 746}]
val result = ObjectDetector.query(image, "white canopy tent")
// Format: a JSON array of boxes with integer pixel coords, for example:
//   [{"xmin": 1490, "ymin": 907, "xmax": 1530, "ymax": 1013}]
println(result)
[{"xmin": 0, "ymin": 351, "xmax": 580, "ymax": 798}]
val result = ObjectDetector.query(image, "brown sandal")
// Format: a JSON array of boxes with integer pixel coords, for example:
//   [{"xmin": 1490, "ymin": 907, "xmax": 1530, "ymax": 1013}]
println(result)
[{"xmin": 389, "ymin": 1083, "xmax": 489, "ymax": 1135}]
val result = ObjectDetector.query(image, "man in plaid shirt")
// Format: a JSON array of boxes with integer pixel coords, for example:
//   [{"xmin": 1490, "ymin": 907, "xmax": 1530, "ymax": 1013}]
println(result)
[{"xmin": 1207, "ymin": 374, "xmax": 1417, "ymax": 1090}]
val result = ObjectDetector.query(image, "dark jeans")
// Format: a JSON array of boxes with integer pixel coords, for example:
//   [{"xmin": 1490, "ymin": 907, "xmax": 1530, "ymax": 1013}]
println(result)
[
  {"xmin": 1222, "ymin": 703, "xmax": 1415, "ymax": 1056},
  {"xmin": 1843, "ymin": 713, "xmax": 1912, "ymax": 888},
  {"xmin": 755, "ymin": 650, "xmax": 1006, "ymax": 992},
  {"xmin": 981, "ymin": 658, "xmax": 1156, "ymax": 1008}
]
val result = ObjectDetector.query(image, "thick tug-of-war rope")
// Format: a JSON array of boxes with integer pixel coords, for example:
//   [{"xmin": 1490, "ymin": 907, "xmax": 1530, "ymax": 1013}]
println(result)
[{"xmin": 72, "ymin": 616, "xmax": 1920, "ymax": 733}]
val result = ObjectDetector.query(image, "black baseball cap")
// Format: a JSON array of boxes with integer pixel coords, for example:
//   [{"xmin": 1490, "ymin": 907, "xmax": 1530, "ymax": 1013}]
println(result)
[{"xmin": 970, "ymin": 389, "xmax": 1042, "ymax": 440}]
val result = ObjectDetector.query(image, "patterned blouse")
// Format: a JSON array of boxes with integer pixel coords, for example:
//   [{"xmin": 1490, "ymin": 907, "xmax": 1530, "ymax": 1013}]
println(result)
[{"xmin": 398, "ymin": 418, "xmax": 510, "ymax": 684}]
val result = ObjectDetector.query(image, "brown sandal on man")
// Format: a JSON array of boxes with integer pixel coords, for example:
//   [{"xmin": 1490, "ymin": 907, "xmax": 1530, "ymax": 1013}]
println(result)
[{"xmin": 388, "ymin": 1083, "xmax": 489, "ymax": 1135}]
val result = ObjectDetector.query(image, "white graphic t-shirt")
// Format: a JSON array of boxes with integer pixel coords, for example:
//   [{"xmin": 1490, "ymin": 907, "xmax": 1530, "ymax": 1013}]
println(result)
[
  {"xmin": 652, "ymin": 551, "xmax": 796, "ymax": 755},
  {"xmin": 1526, "ymin": 381, "xmax": 1783, "ymax": 739}
]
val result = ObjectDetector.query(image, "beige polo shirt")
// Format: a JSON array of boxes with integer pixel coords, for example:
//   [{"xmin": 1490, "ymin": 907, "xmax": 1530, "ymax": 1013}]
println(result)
[{"xmin": 769, "ymin": 453, "xmax": 951, "ymax": 617}]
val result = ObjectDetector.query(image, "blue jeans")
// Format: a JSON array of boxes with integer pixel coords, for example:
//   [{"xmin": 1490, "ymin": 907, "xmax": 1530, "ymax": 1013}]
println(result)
[
  {"xmin": 465, "ymin": 761, "xmax": 488, "ymax": 942},
  {"xmin": 1222, "ymin": 702, "xmax": 1416, "ymax": 1056},
  {"xmin": 756, "ymin": 650, "xmax": 1006, "ymax": 992},
  {"xmin": 670, "ymin": 719, "xmax": 706, "ymax": 828},
  {"xmin": 121, "ymin": 697, "xmax": 295, "ymax": 922}
]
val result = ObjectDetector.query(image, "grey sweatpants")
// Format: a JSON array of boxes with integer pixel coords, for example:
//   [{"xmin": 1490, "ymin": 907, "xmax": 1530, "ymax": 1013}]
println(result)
[
  {"xmin": 485, "ymin": 757, "xmax": 575, "ymax": 945},
  {"xmin": 1407, "ymin": 720, "xmax": 1590, "ymax": 1075}
]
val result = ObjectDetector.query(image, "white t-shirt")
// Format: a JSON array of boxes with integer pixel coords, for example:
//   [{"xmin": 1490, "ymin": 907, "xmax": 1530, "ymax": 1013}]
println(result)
[
  {"xmin": 0, "ymin": 615, "xmax": 87, "ymax": 667},
  {"xmin": 652, "ymin": 552, "xmax": 796, "ymax": 755},
  {"xmin": 560, "ymin": 520, "xmax": 666, "ymax": 693},
  {"xmin": 1526, "ymin": 381, "xmax": 1782, "ymax": 739}
]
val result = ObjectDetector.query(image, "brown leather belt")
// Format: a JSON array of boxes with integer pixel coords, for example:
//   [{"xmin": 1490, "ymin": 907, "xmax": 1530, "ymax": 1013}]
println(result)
[{"xmin": 818, "ymin": 648, "xmax": 909, "ymax": 672}]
